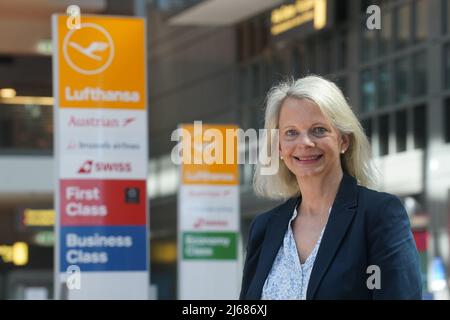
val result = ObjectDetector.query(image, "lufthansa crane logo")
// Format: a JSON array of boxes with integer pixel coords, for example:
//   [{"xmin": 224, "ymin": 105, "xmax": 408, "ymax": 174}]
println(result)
[{"xmin": 63, "ymin": 23, "xmax": 115, "ymax": 75}]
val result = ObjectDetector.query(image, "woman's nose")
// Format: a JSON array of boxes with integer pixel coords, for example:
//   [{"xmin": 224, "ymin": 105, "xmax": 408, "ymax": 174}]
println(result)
[{"xmin": 297, "ymin": 132, "xmax": 315, "ymax": 148}]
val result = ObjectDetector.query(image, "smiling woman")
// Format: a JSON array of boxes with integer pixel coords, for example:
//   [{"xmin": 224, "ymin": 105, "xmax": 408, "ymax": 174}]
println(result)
[
  {"xmin": 278, "ymin": 98, "xmax": 350, "ymax": 183},
  {"xmin": 254, "ymin": 75, "xmax": 373, "ymax": 200},
  {"xmin": 240, "ymin": 75, "xmax": 422, "ymax": 300}
]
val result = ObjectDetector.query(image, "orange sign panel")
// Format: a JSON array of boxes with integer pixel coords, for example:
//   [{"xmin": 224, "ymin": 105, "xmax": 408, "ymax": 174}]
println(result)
[
  {"xmin": 54, "ymin": 15, "xmax": 146, "ymax": 109},
  {"xmin": 180, "ymin": 124, "xmax": 239, "ymax": 186}
]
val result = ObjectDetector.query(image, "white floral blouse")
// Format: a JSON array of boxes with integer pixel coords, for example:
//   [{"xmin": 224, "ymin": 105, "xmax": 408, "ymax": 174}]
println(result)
[{"xmin": 261, "ymin": 207, "xmax": 330, "ymax": 300}]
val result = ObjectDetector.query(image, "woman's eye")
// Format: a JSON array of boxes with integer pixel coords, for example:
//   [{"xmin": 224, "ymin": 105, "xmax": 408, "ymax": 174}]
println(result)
[
  {"xmin": 285, "ymin": 129, "xmax": 298, "ymax": 137},
  {"xmin": 312, "ymin": 127, "xmax": 327, "ymax": 135}
]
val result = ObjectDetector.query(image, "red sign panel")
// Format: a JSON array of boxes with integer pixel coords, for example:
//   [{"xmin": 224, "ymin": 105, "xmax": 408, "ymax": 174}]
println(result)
[
  {"xmin": 60, "ymin": 179, "xmax": 146, "ymax": 226},
  {"xmin": 413, "ymin": 230, "xmax": 428, "ymax": 252}
]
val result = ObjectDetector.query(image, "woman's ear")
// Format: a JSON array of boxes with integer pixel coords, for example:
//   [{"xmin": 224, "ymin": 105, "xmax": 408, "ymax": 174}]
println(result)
[{"xmin": 340, "ymin": 133, "xmax": 350, "ymax": 154}]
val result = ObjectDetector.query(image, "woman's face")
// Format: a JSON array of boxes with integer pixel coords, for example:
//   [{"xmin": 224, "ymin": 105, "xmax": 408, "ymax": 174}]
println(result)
[{"xmin": 278, "ymin": 97, "xmax": 349, "ymax": 180}]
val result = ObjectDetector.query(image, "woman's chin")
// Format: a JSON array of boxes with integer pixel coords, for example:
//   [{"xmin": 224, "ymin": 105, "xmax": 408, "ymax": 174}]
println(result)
[{"xmin": 293, "ymin": 168, "xmax": 322, "ymax": 179}]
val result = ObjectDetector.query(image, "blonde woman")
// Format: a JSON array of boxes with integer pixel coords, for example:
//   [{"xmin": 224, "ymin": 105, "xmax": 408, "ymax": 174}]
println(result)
[{"xmin": 240, "ymin": 75, "xmax": 422, "ymax": 300}]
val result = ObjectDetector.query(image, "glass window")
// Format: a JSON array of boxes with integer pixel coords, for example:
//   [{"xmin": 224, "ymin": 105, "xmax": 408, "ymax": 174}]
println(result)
[
  {"xmin": 361, "ymin": 118, "xmax": 373, "ymax": 145},
  {"xmin": 0, "ymin": 118, "xmax": 13, "ymax": 148},
  {"xmin": 336, "ymin": 77, "xmax": 347, "ymax": 98},
  {"xmin": 322, "ymin": 36, "xmax": 332, "ymax": 74},
  {"xmin": 413, "ymin": 105, "xmax": 427, "ymax": 149},
  {"xmin": 272, "ymin": 55, "xmax": 284, "ymax": 83},
  {"xmin": 252, "ymin": 18, "xmax": 268, "ymax": 56},
  {"xmin": 361, "ymin": 0, "xmax": 370, "ymax": 13},
  {"xmin": 237, "ymin": 25, "xmax": 244, "ymax": 62},
  {"xmin": 263, "ymin": 60, "xmax": 272, "ymax": 93},
  {"xmin": 395, "ymin": 110, "xmax": 407, "ymax": 152},
  {"xmin": 238, "ymin": 66, "xmax": 248, "ymax": 102},
  {"xmin": 443, "ymin": 0, "xmax": 450, "ymax": 34},
  {"xmin": 0, "ymin": 104, "xmax": 53, "ymax": 151},
  {"xmin": 379, "ymin": 114, "xmax": 390, "ymax": 156},
  {"xmin": 336, "ymin": 0, "xmax": 348, "ymax": 23},
  {"xmin": 336, "ymin": 31, "xmax": 347, "ymax": 70},
  {"xmin": 445, "ymin": 98, "xmax": 450, "ymax": 143},
  {"xmin": 444, "ymin": 98, "xmax": 450, "ymax": 143},
  {"xmin": 251, "ymin": 24, "xmax": 259, "ymax": 58},
  {"xmin": 237, "ymin": 24, "xmax": 250, "ymax": 62},
  {"xmin": 379, "ymin": 10, "xmax": 392, "ymax": 55},
  {"xmin": 292, "ymin": 48, "xmax": 304, "ymax": 78},
  {"xmin": 156, "ymin": 0, "xmax": 187, "ymax": 11},
  {"xmin": 413, "ymin": 0, "xmax": 428, "ymax": 42},
  {"xmin": 361, "ymin": 22, "xmax": 375, "ymax": 62},
  {"xmin": 394, "ymin": 4, "xmax": 411, "ymax": 49},
  {"xmin": 394, "ymin": 58, "xmax": 409, "ymax": 103},
  {"xmin": 361, "ymin": 69, "xmax": 375, "ymax": 112},
  {"xmin": 307, "ymin": 39, "xmax": 317, "ymax": 73},
  {"xmin": 249, "ymin": 21, "xmax": 258, "ymax": 57},
  {"xmin": 378, "ymin": 64, "xmax": 390, "ymax": 108},
  {"xmin": 444, "ymin": 44, "xmax": 450, "ymax": 90},
  {"xmin": 361, "ymin": 0, "xmax": 382, "ymax": 13},
  {"xmin": 412, "ymin": 51, "xmax": 427, "ymax": 97},
  {"xmin": 251, "ymin": 63, "xmax": 260, "ymax": 98}
]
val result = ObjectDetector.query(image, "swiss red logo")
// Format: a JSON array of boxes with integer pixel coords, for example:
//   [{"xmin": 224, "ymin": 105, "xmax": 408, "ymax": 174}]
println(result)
[
  {"xmin": 78, "ymin": 160, "xmax": 93, "ymax": 173},
  {"xmin": 77, "ymin": 160, "xmax": 132, "ymax": 174}
]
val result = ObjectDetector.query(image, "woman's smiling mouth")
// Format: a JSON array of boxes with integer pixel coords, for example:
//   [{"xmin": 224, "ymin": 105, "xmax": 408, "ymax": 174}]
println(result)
[{"xmin": 293, "ymin": 154, "xmax": 323, "ymax": 164}]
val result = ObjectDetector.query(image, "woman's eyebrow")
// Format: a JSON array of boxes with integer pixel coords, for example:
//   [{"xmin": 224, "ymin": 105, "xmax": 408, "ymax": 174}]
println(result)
[
  {"xmin": 311, "ymin": 122, "xmax": 329, "ymax": 127},
  {"xmin": 280, "ymin": 122, "xmax": 328, "ymax": 129},
  {"xmin": 279, "ymin": 121, "xmax": 330, "ymax": 129},
  {"xmin": 279, "ymin": 124, "xmax": 297, "ymax": 129}
]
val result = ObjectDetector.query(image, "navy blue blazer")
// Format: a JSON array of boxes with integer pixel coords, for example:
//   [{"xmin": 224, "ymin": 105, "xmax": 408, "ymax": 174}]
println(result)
[{"xmin": 240, "ymin": 174, "xmax": 422, "ymax": 299}]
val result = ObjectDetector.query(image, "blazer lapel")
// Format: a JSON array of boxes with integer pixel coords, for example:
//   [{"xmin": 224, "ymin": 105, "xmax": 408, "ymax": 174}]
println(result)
[
  {"xmin": 246, "ymin": 197, "xmax": 299, "ymax": 299},
  {"xmin": 306, "ymin": 174, "xmax": 358, "ymax": 300}
]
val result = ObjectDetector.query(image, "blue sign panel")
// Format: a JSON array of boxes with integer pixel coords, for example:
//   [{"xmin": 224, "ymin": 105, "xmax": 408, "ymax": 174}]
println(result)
[{"xmin": 60, "ymin": 225, "xmax": 147, "ymax": 272}]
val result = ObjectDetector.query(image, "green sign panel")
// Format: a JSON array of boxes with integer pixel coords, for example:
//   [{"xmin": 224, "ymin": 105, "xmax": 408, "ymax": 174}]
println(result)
[
  {"xmin": 33, "ymin": 231, "xmax": 55, "ymax": 247},
  {"xmin": 183, "ymin": 232, "xmax": 237, "ymax": 260}
]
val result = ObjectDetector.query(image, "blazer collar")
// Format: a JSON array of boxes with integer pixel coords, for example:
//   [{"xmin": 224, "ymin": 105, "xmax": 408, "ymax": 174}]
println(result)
[
  {"xmin": 306, "ymin": 173, "xmax": 358, "ymax": 299},
  {"xmin": 246, "ymin": 173, "xmax": 358, "ymax": 300}
]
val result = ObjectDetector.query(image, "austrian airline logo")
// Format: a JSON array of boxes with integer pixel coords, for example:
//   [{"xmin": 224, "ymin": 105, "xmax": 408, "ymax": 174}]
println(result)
[
  {"xmin": 122, "ymin": 117, "xmax": 136, "ymax": 127},
  {"xmin": 77, "ymin": 160, "xmax": 132, "ymax": 174},
  {"xmin": 68, "ymin": 116, "xmax": 137, "ymax": 128},
  {"xmin": 63, "ymin": 23, "xmax": 115, "ymax": 75}
]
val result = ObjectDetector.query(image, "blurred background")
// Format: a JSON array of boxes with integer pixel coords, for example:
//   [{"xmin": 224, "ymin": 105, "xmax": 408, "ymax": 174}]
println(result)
[{"xmin": 0, "ymin": 0, "xmax": 449, "ymax": 299}]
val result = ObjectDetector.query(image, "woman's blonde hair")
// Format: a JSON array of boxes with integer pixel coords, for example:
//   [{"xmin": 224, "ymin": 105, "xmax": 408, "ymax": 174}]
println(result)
[{"xmin": 253, "ymin": 75, "xmax": 375, "ymax": 200}]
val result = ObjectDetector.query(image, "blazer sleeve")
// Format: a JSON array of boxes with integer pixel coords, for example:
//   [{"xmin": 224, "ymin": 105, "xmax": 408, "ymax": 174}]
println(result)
[
  {"xmin": 239, "ymin": 214, "xmax": 269, "ymax": 300},
  {"xmin": 367, "ymin": 194, "xmax": 423, "ymax": 299}
]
